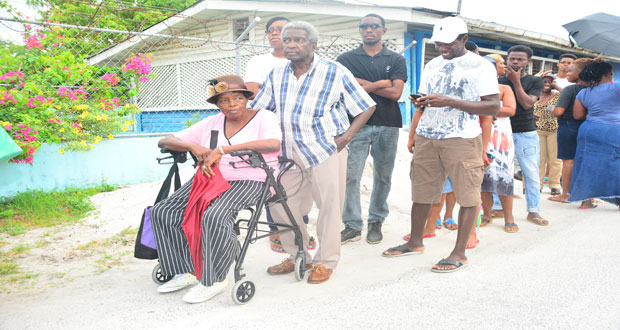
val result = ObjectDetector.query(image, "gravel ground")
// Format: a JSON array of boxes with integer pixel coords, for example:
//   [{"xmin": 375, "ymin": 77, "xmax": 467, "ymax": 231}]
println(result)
[{"xmin": 2, "ymin": 131, "xmax": 619, "ymax": 330}]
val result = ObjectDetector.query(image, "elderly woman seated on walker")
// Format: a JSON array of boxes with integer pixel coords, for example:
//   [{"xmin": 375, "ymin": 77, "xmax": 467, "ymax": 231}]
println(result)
[{"xmin": 151, "ymin": 75, "xmax": 281, "ymax": 304}]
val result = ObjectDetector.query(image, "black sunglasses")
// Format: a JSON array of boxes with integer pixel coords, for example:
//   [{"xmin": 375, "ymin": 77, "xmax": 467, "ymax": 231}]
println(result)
[{"xmin": 359, "ymin": 23, "xmax": 384, "ymax": 29}]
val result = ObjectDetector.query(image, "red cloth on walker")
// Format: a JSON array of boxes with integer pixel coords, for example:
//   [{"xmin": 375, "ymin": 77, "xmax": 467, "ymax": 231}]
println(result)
[{"xmin": 182, "ymin": 165, "xmax": 231, "ymax": 281}]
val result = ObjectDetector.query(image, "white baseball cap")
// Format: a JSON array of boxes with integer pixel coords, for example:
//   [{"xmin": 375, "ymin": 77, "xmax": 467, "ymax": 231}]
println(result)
[{"xmin": 430, "ymin": 16, "xmax": 468, "ymax": 44}]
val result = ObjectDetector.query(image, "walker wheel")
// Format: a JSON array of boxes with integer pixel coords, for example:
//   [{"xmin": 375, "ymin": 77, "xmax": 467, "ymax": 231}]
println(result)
[
  {"xmin": 152, "ymin": 263, "xmax": 172, "ymax": 284},
  {"xmin": 232, "ymin": 279, "xmax": 255, "ymax": 305},
  {"xmin": 294, "ymin": 256, "xmax": 306, "ymax": 281}
]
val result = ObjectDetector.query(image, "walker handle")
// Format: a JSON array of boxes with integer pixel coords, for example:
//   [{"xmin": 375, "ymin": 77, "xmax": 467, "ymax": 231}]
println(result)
[{"xmin": 229, "ymin": 150, "xmax": 256, "ymax": 157}]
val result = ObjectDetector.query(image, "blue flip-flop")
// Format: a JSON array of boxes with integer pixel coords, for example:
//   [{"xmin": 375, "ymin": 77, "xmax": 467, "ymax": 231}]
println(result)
[
  {"xmin": 442, "ymin": 218, "xmax": 458, "ymax": 230},
  {"xmin": 435, "ymin": 218, "xmax": 442, "ymax": 229}
]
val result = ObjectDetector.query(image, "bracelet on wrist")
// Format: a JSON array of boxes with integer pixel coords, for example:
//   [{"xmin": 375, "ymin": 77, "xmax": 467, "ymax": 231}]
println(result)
[{"xmin": 218, "ymin": 146, "xmax": 225, "ymax": 155}]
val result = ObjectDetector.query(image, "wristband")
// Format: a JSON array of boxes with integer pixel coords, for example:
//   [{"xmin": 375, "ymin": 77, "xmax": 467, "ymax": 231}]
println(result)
[{"xmin": 218, "ymin": 146, "xmax": 225, "ymax": 155}]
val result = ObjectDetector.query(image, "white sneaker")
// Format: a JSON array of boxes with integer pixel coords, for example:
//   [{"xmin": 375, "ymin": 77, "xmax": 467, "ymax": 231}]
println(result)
[
  {"xmin": 182, "ymin": 279, "xmax": 229, "ymax": 304},
  {"xmin": 157, "ymin": 273, "xmax": 198, "ymax": 293}
]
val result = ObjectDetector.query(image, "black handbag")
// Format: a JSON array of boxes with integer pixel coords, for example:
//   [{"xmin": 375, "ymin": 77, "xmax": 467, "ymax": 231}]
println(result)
[{"xmin": 134, "ymin": 152, "xmax": 183, "ymax": 260}]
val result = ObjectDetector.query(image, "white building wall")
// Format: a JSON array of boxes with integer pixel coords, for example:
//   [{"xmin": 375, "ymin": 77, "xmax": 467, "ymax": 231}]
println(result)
[{"xmin": 138, "ymin": 11, "xmax": 407, "ymax": 111}]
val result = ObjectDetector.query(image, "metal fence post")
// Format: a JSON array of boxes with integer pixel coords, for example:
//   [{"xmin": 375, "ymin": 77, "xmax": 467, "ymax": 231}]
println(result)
[{"xmin": 235, "ymin": 17, "xmax": 261, "ymax": 75}]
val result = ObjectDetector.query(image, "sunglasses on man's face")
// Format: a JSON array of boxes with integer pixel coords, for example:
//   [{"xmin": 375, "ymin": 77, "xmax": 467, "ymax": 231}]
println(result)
[
  {"xmin": 266, "ymin": 26, "xmax": 283, "ymax": 34},
  {"xmin": 359, "ymin": 23, "xmax": 384, "ymax": 29}
]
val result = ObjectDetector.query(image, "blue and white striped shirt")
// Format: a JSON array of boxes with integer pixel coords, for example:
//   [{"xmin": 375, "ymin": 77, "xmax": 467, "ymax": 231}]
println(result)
[{"xmin": 251, "ymin": 55, "xmax": 375, "ymax": 168}]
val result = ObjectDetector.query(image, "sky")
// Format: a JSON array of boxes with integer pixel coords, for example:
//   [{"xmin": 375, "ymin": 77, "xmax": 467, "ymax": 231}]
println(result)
[
  {"xmin": 363, "ymin": 0, "xmax": 620, "ymax": 40},
  {"xmin": 2, "ymin": 0, "xmax": 620, "ymax": 43}
]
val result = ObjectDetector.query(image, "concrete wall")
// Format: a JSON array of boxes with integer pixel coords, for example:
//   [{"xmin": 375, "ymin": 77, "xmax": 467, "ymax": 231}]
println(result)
[{"xmin": 0, "ymin": 137, "xmax": 192, "ymax": 198}]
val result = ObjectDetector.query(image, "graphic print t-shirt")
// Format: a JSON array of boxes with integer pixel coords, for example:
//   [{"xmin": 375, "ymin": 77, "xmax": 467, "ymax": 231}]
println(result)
[{"xmin": 416, "ymin": 51, "xmax": 499, "ymax": 139}]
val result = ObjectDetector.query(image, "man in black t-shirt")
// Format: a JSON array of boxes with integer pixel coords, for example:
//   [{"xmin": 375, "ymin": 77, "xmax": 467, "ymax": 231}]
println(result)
[
  {"xmin": 499, "ymin": 45, "xmax": 549, "ymax": 226},
  {"xmin": 337, "ymin": 13, "xmax": 407, "ymax": 244}
]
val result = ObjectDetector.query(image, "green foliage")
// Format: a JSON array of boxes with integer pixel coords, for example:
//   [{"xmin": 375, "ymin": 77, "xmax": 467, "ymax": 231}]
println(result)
[
  {"xmin": 0, "ymin": 3, "xmax": 155, "ymax": 163},
  {"xmin": 184, "ymin": 112, "xmax": 202, "ymax": 128},
  {"xmin": 0, "ymin": 183, "xmax": 118, "ymax": 235},
  {"xmin": 0, "ymin": 261, "xmax": 18, "ymax": 276},
  {"xmin": 27, "ymin": 0, "xmax": 196, "ymax": 55}
]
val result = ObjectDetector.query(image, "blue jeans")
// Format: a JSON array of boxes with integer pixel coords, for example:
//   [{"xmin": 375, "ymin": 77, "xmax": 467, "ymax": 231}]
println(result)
[
  {"xmin": 492, "ymin": 193, "xmax": 502, "ymax": 210},
  {"xmin": 513, "ymin": 131, "xmax": 540, "ymax": 213},
  {"xmin": 342, "ymin": 126, "xmax": 399, "ymax": 230}
]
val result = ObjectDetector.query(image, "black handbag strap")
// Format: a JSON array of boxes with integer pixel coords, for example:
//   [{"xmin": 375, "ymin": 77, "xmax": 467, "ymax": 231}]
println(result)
[{"xmin": 154, "ymin": 160, "xmax": 181, "ymax": 204}]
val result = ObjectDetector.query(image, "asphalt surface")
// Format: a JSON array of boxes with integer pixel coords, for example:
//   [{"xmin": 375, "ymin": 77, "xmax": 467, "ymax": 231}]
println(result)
[{"xmin": 2, "ymin": 132, "xmax": 619, "ymax": 330}]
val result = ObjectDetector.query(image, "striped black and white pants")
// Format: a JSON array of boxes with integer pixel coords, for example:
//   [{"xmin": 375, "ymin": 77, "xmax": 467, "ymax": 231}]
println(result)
[{"xmin": 151, "ymin": 178, "xmax": 265, "ymax": 286}]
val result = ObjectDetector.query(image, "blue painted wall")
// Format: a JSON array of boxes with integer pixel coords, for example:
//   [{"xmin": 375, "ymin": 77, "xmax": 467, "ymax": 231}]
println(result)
[
  {"xmin": 408, "ymin": 28, "xmax": 620, "ymax": 126},
  {"xmin": 0, "ymin": 137, "xmax": 192, "ymax": 198},
  {"xmin": 412, "ymin": 30, "xmax": 432, "ymax": 93},
  {"xmin": 611, "ymin": 62, "xmax": 620, "ymax": 83},
  {"xmin": 136, "ymin": 109, "xmax": 219, "ymax": 133},
  {"xmin": 401, "ymin": 31, "xmax": 414, "ymax": 128}
]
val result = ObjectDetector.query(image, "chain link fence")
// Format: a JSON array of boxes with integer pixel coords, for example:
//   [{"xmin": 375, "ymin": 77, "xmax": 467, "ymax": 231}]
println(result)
[{"xmin": 2, "ymin": 7, "xmax": 404, "ymax": 135}]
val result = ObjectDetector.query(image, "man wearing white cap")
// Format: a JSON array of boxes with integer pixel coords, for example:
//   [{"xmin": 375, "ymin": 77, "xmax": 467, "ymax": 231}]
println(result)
[{"xmin": 382, "ymin": 16, "xmax": 499, "ymax": 273}]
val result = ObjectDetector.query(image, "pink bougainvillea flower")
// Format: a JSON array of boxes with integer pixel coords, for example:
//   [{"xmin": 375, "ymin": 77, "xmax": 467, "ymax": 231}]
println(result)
[
  {"xmin": 0, "ymin": 71, "xmax": 25, "ymax": 81},
  {"xmin": 57, "ymin": 86, "xmax": 88, "ymax": 100},
  {"xmin": 26, "ymin": 95, "xmax": 47, "ymax": 108},
  {"xmin": 101, "ymin": 73, "xmax": 120, "ymax": 86},
  {"xmin": 122, "ymin": 53, "xmax": 152, "ymax": 82},
  {"xmin": 25, "ymin": 34, "xmax": 44, "ymax": 50}
]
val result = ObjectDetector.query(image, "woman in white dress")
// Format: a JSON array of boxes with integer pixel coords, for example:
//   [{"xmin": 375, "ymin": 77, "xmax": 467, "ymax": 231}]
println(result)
[{"xmin": 480, "ymin": 54, "xmax": 519, "ymax": 232}]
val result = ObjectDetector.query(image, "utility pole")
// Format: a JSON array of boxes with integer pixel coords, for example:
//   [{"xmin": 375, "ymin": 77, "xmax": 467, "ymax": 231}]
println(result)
[{"xmin": 457, "ymin": 0, "xmax": 462, "ymax": 15}]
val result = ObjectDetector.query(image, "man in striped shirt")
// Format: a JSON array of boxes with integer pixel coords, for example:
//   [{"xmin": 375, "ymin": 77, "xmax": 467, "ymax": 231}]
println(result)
[{"xmin": 252, "ymin": 21, "xmax": 376, "ymax": 284}]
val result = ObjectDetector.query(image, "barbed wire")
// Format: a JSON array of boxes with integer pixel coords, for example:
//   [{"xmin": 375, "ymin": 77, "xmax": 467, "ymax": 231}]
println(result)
[
  {"xmin": 0, "ymin": 6, "xmax": 398, "ymax": 135},
  {"xmin": 10, "ymin": 0, "xmax": 367, "ymax": 53}
]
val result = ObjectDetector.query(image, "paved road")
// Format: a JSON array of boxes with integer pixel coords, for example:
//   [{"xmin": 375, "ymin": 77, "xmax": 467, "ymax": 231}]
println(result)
[{"xmin": 2, "ymin": 133, "xmax": 619, "ymax": 330}]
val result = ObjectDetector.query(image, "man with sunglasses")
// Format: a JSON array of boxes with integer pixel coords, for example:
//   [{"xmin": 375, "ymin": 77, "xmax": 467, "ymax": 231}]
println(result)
[{"xmin": 336, "ymin": 13, "xmax": 407, "ymax": 245}]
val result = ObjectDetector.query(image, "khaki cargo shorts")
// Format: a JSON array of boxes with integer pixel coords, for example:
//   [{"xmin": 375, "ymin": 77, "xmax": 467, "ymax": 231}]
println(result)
[{"xmin": 410, "ymin": 134, "xmax": 484, "ymax": 207}]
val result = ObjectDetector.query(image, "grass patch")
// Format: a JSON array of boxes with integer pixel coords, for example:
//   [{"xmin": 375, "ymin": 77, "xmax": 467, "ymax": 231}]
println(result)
[
  {"xmin": 74, "ymin": 227, "xmax": 137, "ymax": 274},
  {"xmin": 33, "ymin": 239, "xmax": 50, "ymax": 249},
  {"xmin": 0, "ymin": 183, "xmax": 118, "ymax": 235},
  {"xmin": 3, "ymin": 271, "xmax": 39, "ymax": 287},
  {"xmin": 10, "ymin": 243, "xmax": 32, "ymax": 254},
  {"xmin": 0, "ymin": 261, "xmax": 18, "ymax": 276},
  {"xmin": 95, "ymin": 253, "xmax": 123, "ymax": 274},
  {"xmin": 76, "ymin": 227, "xmax": 137, "ymax": 251},
  {"xmin": 0, "ymin": 243, "xmax": 37, "ymax": 290}
]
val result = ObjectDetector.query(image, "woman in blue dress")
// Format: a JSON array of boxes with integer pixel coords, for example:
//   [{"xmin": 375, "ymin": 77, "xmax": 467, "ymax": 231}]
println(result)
[{"xmin": 569, "ymin": 61, "xmax": 620, "ymax": 209}]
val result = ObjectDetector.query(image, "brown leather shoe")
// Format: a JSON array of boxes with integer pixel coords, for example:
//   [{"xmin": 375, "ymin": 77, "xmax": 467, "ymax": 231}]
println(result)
[
  {"xmin": 307, "ymin": 264, "xmax": 332, "ymax": 284},
  {"xmin": 266, "ymin": 259, "xmax": 312, "ymax": 275}
]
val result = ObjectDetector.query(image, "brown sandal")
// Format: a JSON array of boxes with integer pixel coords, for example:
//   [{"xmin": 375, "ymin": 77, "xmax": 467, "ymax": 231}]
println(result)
[
  {"xmin": 504, "ymin": 222, "xmax": 519, "ymax": 233},
  {"xmin": 527, "ymin": 215, "xmax": 549, "ymax": 226}
]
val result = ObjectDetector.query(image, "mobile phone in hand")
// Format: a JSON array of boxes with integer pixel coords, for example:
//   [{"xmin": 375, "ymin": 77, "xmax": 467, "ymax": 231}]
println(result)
[{"xmin": 410, "ymin": 93, "xmax": 422, "ymax": 100}]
